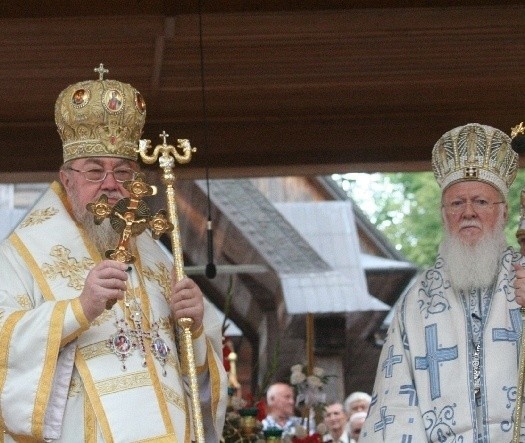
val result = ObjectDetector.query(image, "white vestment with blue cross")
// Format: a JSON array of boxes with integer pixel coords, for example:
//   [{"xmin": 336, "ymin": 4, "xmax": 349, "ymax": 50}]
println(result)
[{"xmin": 360, "ymin": 247, "xmax": 525, "ymax": 442}]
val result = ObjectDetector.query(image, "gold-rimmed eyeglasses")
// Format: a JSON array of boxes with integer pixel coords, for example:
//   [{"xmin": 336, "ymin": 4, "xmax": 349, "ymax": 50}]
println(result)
[
  {"xmin": 442, "ymin": 199, "xmax": 505, "ymax": 215},
  {"xmin": 67, "ymin": 167, "xmax": 137, "ymax": 183}
]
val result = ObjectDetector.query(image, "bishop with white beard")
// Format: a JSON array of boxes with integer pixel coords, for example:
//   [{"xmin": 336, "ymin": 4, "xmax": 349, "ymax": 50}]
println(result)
[{"xmin": 360, "ymin": 123, "xmax": 525, "ymax": 442}]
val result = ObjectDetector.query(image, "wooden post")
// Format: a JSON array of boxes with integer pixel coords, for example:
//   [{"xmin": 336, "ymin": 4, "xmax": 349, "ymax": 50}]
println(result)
[{"xmin": 306, "ymin": 312, "xmax": 314, "ymax": 376}]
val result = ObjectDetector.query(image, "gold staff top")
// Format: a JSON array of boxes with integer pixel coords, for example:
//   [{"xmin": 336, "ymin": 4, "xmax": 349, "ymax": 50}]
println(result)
[{"xmin": 137, "ymin": 132, "xmax": 196, "ymax": 281}]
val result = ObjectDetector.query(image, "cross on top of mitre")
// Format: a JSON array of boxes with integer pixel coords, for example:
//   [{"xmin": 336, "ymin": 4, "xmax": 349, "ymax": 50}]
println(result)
[{"xmin": 94, "ymin": 63, "xmax": 109, "ymax": 80}]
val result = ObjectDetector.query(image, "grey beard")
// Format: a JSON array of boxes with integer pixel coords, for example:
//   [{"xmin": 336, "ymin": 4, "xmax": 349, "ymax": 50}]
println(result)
[
  {"xmin": 83, "ymin": 215, "xmax": 123, "ymax": 257},
  {"xmin": 439, "ymin": 221, "xmax": 506, "ymax": 293},
  {"xmin": 70, "ymin": 197, "xmax": 125, "ymax": 257}
]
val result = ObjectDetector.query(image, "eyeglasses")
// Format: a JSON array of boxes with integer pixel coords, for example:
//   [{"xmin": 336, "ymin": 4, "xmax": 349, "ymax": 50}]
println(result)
[
  {"xmin": 67, "ymin": 167, "xmax": 137, "ymax": 183},
  {"xmin": 442, "ymin": 199, "xmax": 505, "ymax": 215}
]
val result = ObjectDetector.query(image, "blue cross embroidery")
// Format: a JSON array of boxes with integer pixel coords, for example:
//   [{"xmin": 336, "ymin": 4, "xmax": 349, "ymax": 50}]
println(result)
[
  {"xmin": 382, "ymin": 345, "xmax": 402, "ymax": 378},
  {"xmin": 401, "ymin": 435, "xmax": 413, "ymax": 443},
  {"xmin": 401, "ymin": 324, "xmax": 410, "ymax": 350},
  {"xmin": 374, "ymin": 406, "xmax": 395, "ymax": 440},
  {"xmin": 369, "ymin": 392, "xmax": 378, "ymax": 410},
  {"xmin": 493, "ymin": 308, "xmax": 521, "ymax": 344},
  {"xmin": 415, "ymin": 323, "xmax": 458, "ymax": 400},
  {"xmin": 399, "ymin": 383, "xmax": 418, "ymax": 406}
]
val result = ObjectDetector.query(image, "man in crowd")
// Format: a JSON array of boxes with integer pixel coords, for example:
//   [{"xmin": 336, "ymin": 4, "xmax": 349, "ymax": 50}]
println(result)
[
  {"xmin": 262, "ymin": 382, "xmax": 306, "ymax": 437},
  {"xmin": 343, "ymin": 391, "xmax": 371, "ymax": 437},
  {"xmin": 360, "ymin": 123, "xmax": 525, "ymax": 441},
  {"xmin": 348, "ymin": 411, "xmax": 366, "ymax": 442},
  {"xmin": 344, "ymin": 391, "xmax": 371, "ymax": 419},
  {"xmin": 0, "ymin": 67, "xmax": 227, "ymax": 441},
  {"xmin": 322, "ymin": 401, "xmax": 351, "ymax": 442}
]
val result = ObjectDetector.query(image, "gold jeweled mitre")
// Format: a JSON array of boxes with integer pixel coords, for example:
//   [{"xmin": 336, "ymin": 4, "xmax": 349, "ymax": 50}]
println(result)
[
  {"xmin": 431, "ymin": 123, "xmax": 518, "ymax": 198},
  {"xmin": 55, "ymin": 64, "xmax": 146, "ymax": 163}
]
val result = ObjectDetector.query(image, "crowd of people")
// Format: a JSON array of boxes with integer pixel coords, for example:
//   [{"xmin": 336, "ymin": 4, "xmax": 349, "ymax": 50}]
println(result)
[
  {"xmin": 259, "ymin": 382, "xmax": 371, "ymax": 442},
  {"xmin": 320, "ymin": 394, "xmax": 369, "ymax": 443}
]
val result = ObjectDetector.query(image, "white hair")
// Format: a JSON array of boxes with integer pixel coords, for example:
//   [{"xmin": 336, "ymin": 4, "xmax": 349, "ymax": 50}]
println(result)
[
  {"xmin": 266, "ymin": 383, "xmax": 291, "ymax": 405},
  {"xmin": 344, "ymin": 391, "xmax": 371, "ymax": 413}
]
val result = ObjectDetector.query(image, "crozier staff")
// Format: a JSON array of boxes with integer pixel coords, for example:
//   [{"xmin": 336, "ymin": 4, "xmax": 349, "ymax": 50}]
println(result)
[
  {"xmin": 360, "ymin": 123, "xmax": 525, "ymax": 441},
  {"xmin": 0, "ymin": 65, "xmax": 227, "ymax": 442},
  {"xmin": 137, "ymin": 130, "xmax": 205, "ymax": 442}
]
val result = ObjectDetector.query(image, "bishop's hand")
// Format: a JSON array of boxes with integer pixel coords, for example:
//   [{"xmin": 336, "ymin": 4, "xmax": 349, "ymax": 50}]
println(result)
[
  {"xmin": 79, "ymin": 260, "xmax": 129, "ymax": 322},
  {"xmin": 169, "ymin": 277, "xmax": 204, "ymax": 332}
]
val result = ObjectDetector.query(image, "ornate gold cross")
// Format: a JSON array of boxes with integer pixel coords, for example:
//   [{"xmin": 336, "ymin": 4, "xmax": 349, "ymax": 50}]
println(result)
[{"xmin": 86, "ymin": 173, "xmax": 174, "ymax": 264}]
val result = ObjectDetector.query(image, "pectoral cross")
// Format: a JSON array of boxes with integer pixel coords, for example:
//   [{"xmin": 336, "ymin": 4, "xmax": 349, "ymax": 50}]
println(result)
[
  {"xmin": 107, "ymin": 266, "xmax": 170, "ymax": 375},
  {"xmin": 127, "ymin": 297, "xmax": 150, "ymax": 368}
]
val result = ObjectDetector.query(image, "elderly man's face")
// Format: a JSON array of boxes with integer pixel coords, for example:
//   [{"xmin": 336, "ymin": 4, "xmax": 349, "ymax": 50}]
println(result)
[
  {"xmin": 348, "ymin": 399, "xmax": 369, "ymax": 416},
  {"xmin": 350, "ymin": 413, "xmax": 366, "ymax": 441},
  {"xmin": 442, "ymin": 181, "xmax": 507, "ymax": 246},
  {"xmin": 60, "ymin": 157, "xmax": 139, "ymax": 218},
  {"xmin": 270, "ymin": 384, "xmax": 295, "ymax": 418},
  {"xmin": 323, "ymin": 403, "xmax": 348, "ymax": 434}
]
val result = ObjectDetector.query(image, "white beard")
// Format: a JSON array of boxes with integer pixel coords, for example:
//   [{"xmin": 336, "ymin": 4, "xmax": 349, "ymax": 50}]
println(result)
[{"xmin": 439, "ymin": 216, "xmax": 507, "ymax": 293}]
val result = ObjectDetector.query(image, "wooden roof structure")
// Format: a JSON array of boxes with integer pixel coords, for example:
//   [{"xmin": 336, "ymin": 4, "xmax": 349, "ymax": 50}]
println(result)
[{"xmin": 2, "ymin": 1, "xmax": 525, "ymax": 180}]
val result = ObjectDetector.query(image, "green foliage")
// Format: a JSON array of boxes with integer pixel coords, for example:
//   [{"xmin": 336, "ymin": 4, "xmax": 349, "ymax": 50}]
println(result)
[
  {"xmin": 379, "ymin": 172, "xmax": 442, "ymax": 268},
  {"xmin": 505, "ymin": 169, "xmax": 525, "ymax": 244},
  {"xmin": 334, "ymin": 169, "xmax": 525, "ymax": 269}
]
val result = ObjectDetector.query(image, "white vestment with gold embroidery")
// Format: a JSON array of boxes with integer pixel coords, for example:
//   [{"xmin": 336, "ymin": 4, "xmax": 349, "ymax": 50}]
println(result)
[{"xmin": 0, "ymin": 182, "xmax": 227, "ymax": 442}]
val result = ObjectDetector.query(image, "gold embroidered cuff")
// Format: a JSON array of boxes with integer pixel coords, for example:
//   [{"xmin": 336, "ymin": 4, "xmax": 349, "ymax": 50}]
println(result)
[
  {"xmin": 61, "ymin": 298, "xmax": 91, "ymax": 346},
  {"xmin": 191, "ymin": 324, "xmax": 204, "ymax": 340},
  {"xmin": 72, "ymin": 297, "xmax": 90, "ymax": 330}
]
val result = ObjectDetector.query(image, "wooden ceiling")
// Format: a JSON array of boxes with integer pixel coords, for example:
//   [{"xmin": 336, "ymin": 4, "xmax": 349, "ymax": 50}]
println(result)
[{"xmin": 2, "ymin": 1, "xmax": 525, "ymax": 181}]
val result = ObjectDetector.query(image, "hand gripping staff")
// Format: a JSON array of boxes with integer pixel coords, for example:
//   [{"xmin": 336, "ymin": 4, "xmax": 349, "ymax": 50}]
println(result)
[{"xmin": 137, "ymin": 132, "xmax": 205, "ymax": 443}]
